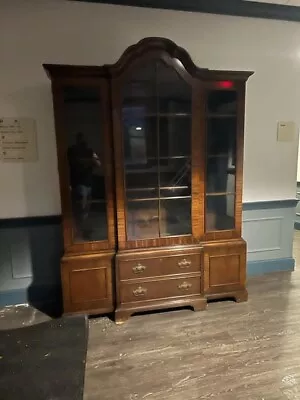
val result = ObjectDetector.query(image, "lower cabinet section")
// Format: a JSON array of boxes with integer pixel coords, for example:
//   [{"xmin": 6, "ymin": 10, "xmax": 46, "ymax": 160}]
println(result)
[
  {"xmin": 203, "ymin": 239, "xmax": 248, "ymax": 302},
  {"xmin": 59, "ymin": 240, "xmax": 248, "ymax": 321},
  {"xmin": 61, "ymin": 252, "xmax": 115, "ymax": 314}
]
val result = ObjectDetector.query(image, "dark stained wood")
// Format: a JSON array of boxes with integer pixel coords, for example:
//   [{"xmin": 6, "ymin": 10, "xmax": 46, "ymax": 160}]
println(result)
[
  {"xmin": 115, "ymin": 245, "xmax": 204, "ymax": 323},
  {"xmin": 118, "ymin": 253, "xmax": 201, "ymax": 281},
  {"xmin": 115, "ymin": 296, "xmax": 207, "ymax": 325},
  {"xmin": 43, "ymin": 64, "xmax": 108, "ymax": 79},
  {"xmin": 61, "ymin": 252, "xmax": 115, "ymax": 314},
  {"xmin": 203, "ymin": 239, "xmax": 247, "ymax": 300},
  {"xmin": 44, "ymin": 37, "xmax": 252, "ymax": 320},
  {"xmin": 119, "ymin": 274, "xmax": 201, "ymax": 304},
  {"xmin": 109, "ymin": 37, "xmax": 206, "ymax": 79},
  {"xmin": 191, "ymin": 80, "xmax": 205, "ymax": 240}
]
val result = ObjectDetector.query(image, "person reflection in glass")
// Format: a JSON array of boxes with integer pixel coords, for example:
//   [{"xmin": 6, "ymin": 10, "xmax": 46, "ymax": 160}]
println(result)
[{"xmin": 68, "ymin": 132, "xmax": 101, "ymax": 240}]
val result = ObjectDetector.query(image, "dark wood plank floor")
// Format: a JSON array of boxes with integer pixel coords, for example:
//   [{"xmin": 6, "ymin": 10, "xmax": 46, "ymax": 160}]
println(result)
[
  {"xmin": 1, "ymin": 231, "xmax": 300, "ymax": 399},
  {"xmin": 85, "ymin": 231, "xmax": 300, "ymax": 399}
]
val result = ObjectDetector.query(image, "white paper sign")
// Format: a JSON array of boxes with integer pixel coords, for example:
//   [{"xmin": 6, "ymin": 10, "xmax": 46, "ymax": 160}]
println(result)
[{"xmin": 0, "ymin": 118, "xmax": 38, "ymax": 162}]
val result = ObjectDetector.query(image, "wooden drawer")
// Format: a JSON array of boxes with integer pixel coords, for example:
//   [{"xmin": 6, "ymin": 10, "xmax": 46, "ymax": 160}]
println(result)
[
  {"xmin": 119, "ymin": 253, "xmax": 201, "ymax": 281},
  {"xmin": 120, "ymin": 275, "xmax": 201, "ymax": 304}
]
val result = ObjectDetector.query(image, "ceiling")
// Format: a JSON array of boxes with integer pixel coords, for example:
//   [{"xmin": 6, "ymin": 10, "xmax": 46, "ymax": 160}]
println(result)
[
  {"xmin": 73, "ymin": 0, "xmax": 300, "ymax": 21},
  {"xmin": 244, "ymin": 0, "xmax": 300, "ymax": 5}
]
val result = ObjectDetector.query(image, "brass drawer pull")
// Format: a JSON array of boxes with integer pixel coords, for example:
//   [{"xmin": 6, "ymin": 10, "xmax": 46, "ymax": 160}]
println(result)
[
  {"xmin": 178, "ymin": 258, "xmax": 191, "ymax": 268},
  {"xmin": 133, "ymin": 286, "xmax": 147, "ymax": 297},
  {"xmin": 178, "ymin": 281, "xmax": 192, "ymax": 291},
  {"xmin": 132, "ymin": 263, "xmax": 146, "ymax": 274}
]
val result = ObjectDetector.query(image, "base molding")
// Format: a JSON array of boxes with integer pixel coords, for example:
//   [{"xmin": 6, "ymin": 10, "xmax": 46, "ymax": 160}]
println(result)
[
  {"xmin": 0, "ymin": 284, "xmax": 62, "ymax": 316},
  {"xmin": 206, "ymin": 289, "xmax": 248, "ymax": 303},
  {"xmin": 115, "ymin": 295, "xmax": 207, "ymax": 324},
  {"xmin": 247, "ymin": 257, "xmax": 295, "ymax": 276}
]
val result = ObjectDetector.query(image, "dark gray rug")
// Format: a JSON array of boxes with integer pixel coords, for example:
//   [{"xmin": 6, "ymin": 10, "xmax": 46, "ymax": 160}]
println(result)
[{"xmin": 0, "ymin": 316, "xmax": 88, "ymax": 400}]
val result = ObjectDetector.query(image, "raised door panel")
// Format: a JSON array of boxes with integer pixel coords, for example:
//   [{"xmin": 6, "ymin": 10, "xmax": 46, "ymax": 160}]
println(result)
[
  {"xmin": 203, "ymin": 241, "xmax": 246, "ymax": 295},
  {"xmin": 61, "ymin": 254, "xmax": 114, "ymax": 314}
]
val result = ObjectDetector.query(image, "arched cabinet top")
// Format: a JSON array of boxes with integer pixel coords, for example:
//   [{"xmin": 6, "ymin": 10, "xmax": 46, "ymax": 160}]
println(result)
[
  {"xmin": 108, "ymin": 37, "xmax": 205, "ymax": 79},
  {"xmin": 43, "ymin": 37, "xmax": 254, "ymax": 82}
]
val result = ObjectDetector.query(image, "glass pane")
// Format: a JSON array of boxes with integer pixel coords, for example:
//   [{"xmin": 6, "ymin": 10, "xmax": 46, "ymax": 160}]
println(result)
[
  {"xmin": 159, "ymin": 117, "xmax": 191, "ymax": 158},
  {"xmin": 207, "ymin": 90, "xmax": 237, "ymax": 115},
  {"xmin": 127, "ymin": 201, "xmax": 159, "ymax": 240},
  {"xmin": 157, "ymin": 61, "xmax": 192, "ymax": 237},
  {"xmin": 205, "ymin": 89, "xmax": 237, "ymax": 231},
  {"xmin": 160, "ymin": 199, "xmax": 191, "ymax": 236},
  {"xmin": 63, "ymin": 86, "xmax": 108, "ymax": 242},
  {"xmin": 158, "ymin": 61, "xmax": 192, "ymax": 115},
  {"xmin": 122, "ymin": 59, "xmax": 192, "ymax": 240},
  {"xmin": 206, "ymin": 194, "xmax": 235, "ymax": 231},
  {"xmin": 122, "ymin": 63, "xmax": 156, "ymax": 114}
]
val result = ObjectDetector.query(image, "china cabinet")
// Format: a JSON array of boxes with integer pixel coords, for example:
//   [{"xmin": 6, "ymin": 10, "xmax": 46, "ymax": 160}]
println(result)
[{"xmin": 44, "ymin": 37, "xmax": 253, "ymax": 323}]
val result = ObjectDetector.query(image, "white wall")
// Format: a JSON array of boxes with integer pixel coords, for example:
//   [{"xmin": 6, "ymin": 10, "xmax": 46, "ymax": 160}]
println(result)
[
  {"xmin": 297, "ymin": 134, "xmax": 300, "ymax": 182},
  {"xmin": 0, "ymin": 0, "xmax": 299, "ymax": 218}
]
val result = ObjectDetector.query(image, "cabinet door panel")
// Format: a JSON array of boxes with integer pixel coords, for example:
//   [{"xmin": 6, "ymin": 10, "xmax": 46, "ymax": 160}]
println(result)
[
  {"xmin": 204, "ymin": 81, "xmax": 246, "ymax": 240},
  {"xmin": 203, "ymin": 241, "xmax": 246, "ymax": 295},
  {"xmin": 205, "ymin": 88, "xmax": 237, "ymax": 233},
  {"xmin": 61, "ymin": 255, "xmax": 114, "ymax": 314},
  {"xmin": 114, "ymin": 56, "xmax": 194, "ymax": 248},
  {"xmin": 52, "ymin": 80, "xmax": 115, "ymax": 254}
]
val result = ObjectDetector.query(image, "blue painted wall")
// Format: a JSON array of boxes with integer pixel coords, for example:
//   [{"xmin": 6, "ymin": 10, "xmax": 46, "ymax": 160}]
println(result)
[
  {"xmin": 243, "ymin": 200, "xmax": 296, "ymax": 276},
  {"xmin": 294, "ymin": 183, "xmax": 300, "ymax": 230},
  {"xmin": 0, "ymin": 200, "xmax": 297, "ymax": 309},
  {"xmin": 0, "ymin": 217, "xmax": 63, "ymax": 313}
]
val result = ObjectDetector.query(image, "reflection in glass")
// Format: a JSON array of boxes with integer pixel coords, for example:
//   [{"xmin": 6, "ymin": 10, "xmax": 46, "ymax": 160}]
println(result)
[
  {"xmin": 205, "ymin": 90, "xmax": 237, "ymax": 231},
  {"xmin": 206, "ymin": 194, "xmax": 235, "ymax": 231},
  {"xmin": 122, "ymin": 59, "xmax": 192, "ymax": 240},
  {"xmin": 64, "ymin": 86, "xmax": 107, "ymax": 242},
  {"xmin": 160, "ymin": 199, "xmax": 191, "ymax": 236},
  {"xmin": 207, "ymin": 90, "xmax": 237, "ymax": 115},
  {"xmin": 127, "ymin": 201, "xmax": 159, "ymax": 240}
]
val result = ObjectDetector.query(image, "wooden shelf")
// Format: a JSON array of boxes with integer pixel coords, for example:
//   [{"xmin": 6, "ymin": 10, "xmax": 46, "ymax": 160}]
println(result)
[
  {"xmin": 127, "ymin": 195, "xmax": 191, "ymax": 202},
  {"xmin": 207, "ymin": 113, "xmax": 236, "ymax": 118},
  {"xmin": 127, "ymin": 186, "xmax": 189, "ymax": 192},
  {"xmin": 206, "ymin": 192, "xmax": 235, "ymax": 196}
]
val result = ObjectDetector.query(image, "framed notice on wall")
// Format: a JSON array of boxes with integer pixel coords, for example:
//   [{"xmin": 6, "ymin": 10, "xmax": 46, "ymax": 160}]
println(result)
[{"xmin": 0, "ymin": 118, "xmax": 38, "ymax": 162}]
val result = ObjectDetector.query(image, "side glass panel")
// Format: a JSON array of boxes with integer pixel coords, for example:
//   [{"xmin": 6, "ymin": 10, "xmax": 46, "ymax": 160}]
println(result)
[
  {"xmin": 205, "ymin": 88, "xmax": 237, "ymax": 231},
  {"xmin": 122, "ymin": 60, "xmax": 192, "ymax": 240},
  {"xmin": 63, "ymin": 86, "xmax": 108, "ymax": 242}
]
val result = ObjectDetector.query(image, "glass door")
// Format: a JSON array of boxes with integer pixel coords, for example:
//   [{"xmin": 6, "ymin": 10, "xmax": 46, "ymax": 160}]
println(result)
[
  {"xmin": 121, "ymin": 59, "xmax": 192, "ymax": 241},
  {"xmin": 61, "ymin": 84, "xmax": 113, "ymax": 248},
  {"xmin": 205, "ymin": 86, "xmax": 237, "ymax": 232}
]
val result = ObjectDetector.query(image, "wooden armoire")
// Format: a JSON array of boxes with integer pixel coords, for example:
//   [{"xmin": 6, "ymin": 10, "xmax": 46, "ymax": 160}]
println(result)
[{"xmin": 44, "ymin": 37, "xmax": 253, "ymax": 324}]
